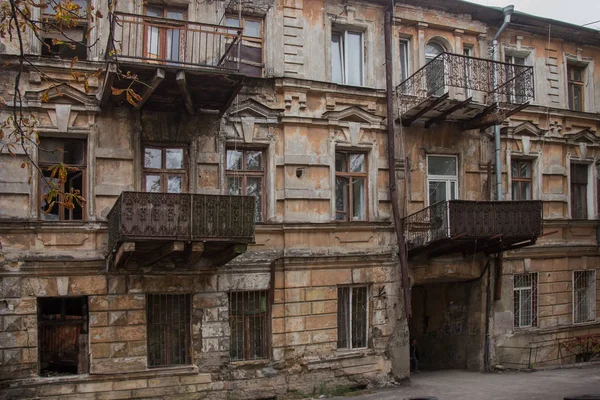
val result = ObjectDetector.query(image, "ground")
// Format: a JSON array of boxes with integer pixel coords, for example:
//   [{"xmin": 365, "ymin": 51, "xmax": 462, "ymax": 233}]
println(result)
[{"xmin": 341, "ymin": 365, "xmax": 600, "ymax": 400}]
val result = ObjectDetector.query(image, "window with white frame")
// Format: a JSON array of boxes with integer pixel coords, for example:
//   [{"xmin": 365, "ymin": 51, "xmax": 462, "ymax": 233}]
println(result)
[
  {"xmin": 427, "ymin": 155, "xmax": 458, "ymax": 206},
  {"xmin": 513, "ymin": 273, "xmax": 538, "ymax": 328},
  {"xmin": 399, "ymin": 39, "xmax": 410, "ymax": 82},
  {"xmin": 337, "ymin": 286, "xmax": 368, "ymax": 349},
  {"xmin": 573, "ymin": 270, "xmax": 596, "ymax": 324},
  {"xmin": 332, "ymin": 30, "xmax": 364, "ymax": 86}
]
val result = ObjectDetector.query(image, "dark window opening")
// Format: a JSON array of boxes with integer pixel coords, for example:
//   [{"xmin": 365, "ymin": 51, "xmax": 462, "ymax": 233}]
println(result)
[
  {"xmin": 38, "ymin": 137, "xmax": 86, "ymax": 221},
  {"xmin": 229, "ymin": 291, "xmax": 269, "ymax": 361},
  {"xmin": 337, "ymin": 286, "xmax": 368, "ymax": 349},
  {"xmin": 42, "ymin": 1, "xmax": 89, "ymax": 60},
  {"xmin": 38, "ymin": 297, "xmax": 88, "ymax": 376},
  {"xmin": 568, "ymin": 64, "xmax": 585, "ymax": 112},
  {"xmin": 571, "ymin": 163, "xmax": 588, "ymax": 219},
  {"xmin": 225, "ymin": 15, "xmax": 264, "ymax": 77},
  {"xmin": 147, "ymin": 294, "xmax": 192, "ymax": 368}
]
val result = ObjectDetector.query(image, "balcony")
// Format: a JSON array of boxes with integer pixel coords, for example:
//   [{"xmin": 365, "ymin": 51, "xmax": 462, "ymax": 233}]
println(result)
[
  {"xmin": 404, "ymin": 200, "xmax": 543, "ymax": 258},
  {"xmin": 397, "ymin": 53, "xmax": 534, "ymax": 129},
  {"xmin": 99, "ymin": 12, "xmax": 244, "ymax": 114},
  {"xmin": 107, "ymin": 192, "xmax": 256, "ymax": 268}
]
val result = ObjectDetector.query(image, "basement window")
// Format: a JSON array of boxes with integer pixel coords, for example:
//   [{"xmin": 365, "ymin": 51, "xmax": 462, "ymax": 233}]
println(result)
[
  {"xmin": 147, "ymin": 294, "xmax": 192, "ymax": 368},
  {"xmin": 513, "ymin": 273, "xmax": 537, "ymax": 328},
  {"xmin": 337, "ymin": 286, "xmax": 368, "ymax": 349},
  {"xmin": 38, "ymin": 297, "xmax": 88, "ymax": 376},
  {"xmin": 229, "ymin": 291, "xmax": 269, "ymax": 361},
  {"xmin": 573, "ymin": 270, "xmax": 596, "ymax": 324}
]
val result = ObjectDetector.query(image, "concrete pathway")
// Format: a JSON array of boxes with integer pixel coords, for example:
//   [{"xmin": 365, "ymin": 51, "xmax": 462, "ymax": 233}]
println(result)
[{"xmin": 342, "ymin": 365, "xmax": 600, "ymax": 400}]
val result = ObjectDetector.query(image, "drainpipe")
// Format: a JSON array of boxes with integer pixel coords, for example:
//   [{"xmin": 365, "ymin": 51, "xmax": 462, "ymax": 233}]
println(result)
[{"xmin": 492, "ymin": 5, "xmax": 514, "ymax": 200}]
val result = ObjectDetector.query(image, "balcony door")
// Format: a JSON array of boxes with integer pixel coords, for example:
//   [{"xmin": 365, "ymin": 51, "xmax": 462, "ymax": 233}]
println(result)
[
  {"xmin": 145, "ymin": 6, "xmax": 185, "ymax": 63},
  {"xmin": 425, "ymin": 41, "xmax": 446, "ymax": 97},
  {"xmin": 427, "ymin": 155, "xmax": 458, "ymax": 206}
]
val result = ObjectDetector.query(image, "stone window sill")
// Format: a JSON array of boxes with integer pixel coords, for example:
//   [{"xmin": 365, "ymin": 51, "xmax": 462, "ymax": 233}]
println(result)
[{"xmin": 229, "ymin": 359, "xmax": 271, "ymax": 367}]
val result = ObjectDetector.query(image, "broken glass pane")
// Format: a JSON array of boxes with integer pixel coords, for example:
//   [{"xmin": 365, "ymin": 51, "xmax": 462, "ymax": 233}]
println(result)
[
  {"xmin": 146, "ymin": 175, "xmax": 161, "ymax": 192},
  {"xmin": 167, "ymin": 176, "xmax": 182, "ymax": 193},
  {"xmin": 246, "ymin": 151, "xmax": 263, "ymax": 171},
  {"xmin": 227, "ymin": 150, "xmax": 243, "ymax": 171},
  {"xmin": 350, "ymin": 154, "xmax": 365, "ymax": 173}
]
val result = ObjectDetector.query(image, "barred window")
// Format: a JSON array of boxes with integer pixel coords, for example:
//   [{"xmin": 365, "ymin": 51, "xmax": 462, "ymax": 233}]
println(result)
[
  {"xmin": 337, "ymin": 286, "xmax": 368, "ymax": 349},
  {"xmin": 513, "ymin": 273, "xmax": 537, "ymax": 328},
  {"xmin": 229, "ymin": 291, "xmax": 269, "ymax": 361},
  {"xmin": 574, "ymin": 270, "xmax": 596, "ymax": 324},
  {"xmin": 147, "ymin": 294, "xmax": 191, "ymax": 368}
]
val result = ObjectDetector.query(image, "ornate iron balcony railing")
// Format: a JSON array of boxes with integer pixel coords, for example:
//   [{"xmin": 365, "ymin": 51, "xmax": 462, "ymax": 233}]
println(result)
[
  {"xmin": 397, "ymin": 52, "xmax": 534, "ymax": 115},
  {"xmin": 108, "ymin": 12, "xmax": 242, "ymax": 70},
  {"xmin": 107, "ymin": 192, "xmax": 256, "ymax": 253},
  {"xmin": 404, "ymin": 200, "xmax": 543, "ymax": 255}
]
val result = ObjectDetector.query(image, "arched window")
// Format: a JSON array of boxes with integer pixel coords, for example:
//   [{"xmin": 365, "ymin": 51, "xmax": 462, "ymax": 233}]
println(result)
[{"xmin": 425, "ymin": 41, "xmax": 445, "ymax": 63}]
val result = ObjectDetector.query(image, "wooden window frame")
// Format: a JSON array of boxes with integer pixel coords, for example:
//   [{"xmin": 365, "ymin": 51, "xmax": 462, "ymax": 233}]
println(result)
[
  {"xmin": 225, "ymin": 14, "xmax": 264, "ymax": 76},
  {"xmin": 567, "ymin": 64, "xmax": 585, "ymax": 112},
  {"xmin": 511, "ymin": 159, "xmax": 533, "ymax": 200},
  {"xmin": 570, "ymin": 163, "xmax": 588, "ymax": 220},
  {"xmin": 38, "ymin": 137, "xmax": 87, "ymax": 221},
  {"xmin": 335, "ymin": 151, "xmax": 368, "ymax": 222},
  {"xmin": 143, "ymin": 5, "xmax": 187, "ymax": 62},
  {"xmin": 337, "ymin": 285, "xmax": 369, "ymax": 350},
  {"xmin": 142, "ymin": 143, "xmax": 189, "ymax": 193},
  {"xmin": 225, "ymin": 148, "xmax": 266, "ymax": 222},
  {"xmin": 228, "ymin": 290, "xmax": 270, "ymax": 361},
  {"xmin": 146, "ymin": 293, "xmax": 192, "ymax": 368}
]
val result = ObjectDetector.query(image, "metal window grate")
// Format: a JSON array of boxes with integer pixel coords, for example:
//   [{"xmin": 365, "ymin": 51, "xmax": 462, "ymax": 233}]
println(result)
[
  {"xmin": 574, "ymin": 270, "xmax": 596, "ymax": 324},
  {"xmin": 147, "ymin": 294, "xmax": 191, "ymax": 368},
  {"xmin": 229, "ymin": 291, "xmax": 269, "ymax": 361},
  {"xmin": 513, "ymin": 273, "xmax": 537, "ymax": 328},
  {"xmin": 337, "ymin": 286, "xmax": 368, "ymax": 349}
]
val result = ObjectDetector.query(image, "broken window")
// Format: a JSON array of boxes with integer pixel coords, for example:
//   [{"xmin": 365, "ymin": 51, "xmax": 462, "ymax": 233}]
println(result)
[
  {"xmin": 41, "ymin": 0, "xmax": 89, "ymax": 60},
  {"xmin": 143, "ymin": 145, "xmax": 188, "ymax": 193},
  {"xmin": 570, "ymin": 163, "xmax": 588, "ymax": 219},
  {"xmin": 337, "ymin": 286, "xmax": 368, "ymax": 349},
  {"xmin": 511, "ymin": 160, "xmax": 532, "ymax": 200},
  {"xmin": 567, "ymin": 64, "xmax": 585, "ymax": 112},
  {"xmin": 332, "ymin": 30, "xmax": 364, "ymax": 86},
  {"xmin": 147, "ymin": 294, "xmax": 192, "ymax": 368},
  {"xmin": 427, "ymin": 155, "xmax": 458, "ymax": 206},
  {"xmin": 226, "ymin": 149, "xmax": 265, "ymax": 222},
  {"xmin": 38, "ymin": 296, "xmax": 88, "ymax": 376},
  {"xmin": 574, "ymin": 270, "xmax": 596, "ymax": 324},
  {"xmin": 335, "ymin": 152, "xmax": 367, "ymax": 221},
  {"xmin": 229, "ymin": 291, "xmax": 269, "ymax": 361},
  {"xmin": 144, "ymin": 5, "xmax": 186, "ymax": 63},
  {"xmin": 38, "ymin": 137, "xmax": 86, "ymax": 220},
  {"xmin": 225, "ymin": 15, "xmax": 264, "ymax": 77},
  {"xmin": 513, "ymin": 273, "xmax": 537, "ymax": 328}
]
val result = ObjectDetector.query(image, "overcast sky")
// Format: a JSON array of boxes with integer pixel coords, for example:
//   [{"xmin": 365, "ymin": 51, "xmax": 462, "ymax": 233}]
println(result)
[{"xmin": 465, "ymin": 0, "xmax": 600, "ymax": 29}]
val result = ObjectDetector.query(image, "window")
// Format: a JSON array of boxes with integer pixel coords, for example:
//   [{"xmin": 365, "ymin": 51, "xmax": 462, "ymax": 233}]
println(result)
[
  {"xmin": 38, "ymin": 297, "xmax": 88, "ymax": 376},
  {"xmin": 427, "ymin": 155, "xmax": 458, "ymax": 206},
  {"xmin": 143, "ymin": 145, "xmax": 187, "ymax": 193},
  {"xmin": 505, "ymin": 55, "xmax": 527, "ymax": 103},
  {"xmin": 567, "ymin": 64, "xmax": 585, "ymax": 111},
  {"xmin": 513, "ymin": 273, "xmax": 537, "ymax": 328},
  {"xmin": 425, "ymin": 41, "xmax": 446, "ymax": 96},
  {"xmin": 511, "ymin": 160, "xmax": 532, "ymax": 200},
  {"xmin": 225, "ymin": 15, "xmax": 264, "ymax": 77},
  {"xmin": 147, "ymin": 294, "xmax": 191, "ymax": 368},
  {"xmin": 571, "ymin": 163, "xmax": 588, "ymax": 219},
  {"xmin": 337, "ymin": 286, "xmax": 368, "ymax": 349},
  {"xmin": 229, "ymin": 291, "xmax": 269, "ymax": 361},
  {"xmin": 226, "ymin": 149, "xmax": 265, "ymax": 222},
  {"xmin": 463, "ymin": 47, "xmax": 473, "ymax": 97},
  {"xmin": 38, "ymin": 137, "xmax": 86, "ymax": 220},
  {"xmin": 399, "ymin": 39, "xmax": 410, "ymax": 82},
  {"xmin": 335, "ymin": 152, "xmax": 367, "ymax": 221},
  {"xmin": 332, "ymin": 30, "xmax": 364, "ymax": 86},
  {"xmin": 574, "ymin": 270, "xmax": 596, "ymax": 324},
  {"xmin": 41, "ymin": 0, "xmax": 89, "ymax": 59},
  {"xmin": 144, "ymin": 6, "xmax": 185, "ymax": 63}
]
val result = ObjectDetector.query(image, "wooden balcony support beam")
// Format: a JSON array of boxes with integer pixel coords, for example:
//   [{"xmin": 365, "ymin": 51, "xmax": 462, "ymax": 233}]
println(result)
[
  {"xmin": 185, "ymin": 242, "xmax": 205, "ymax": 265},
  {"xmin": 146, "ymin": 241, "xmax": 185, "ymax": 266},
  {"xmin": 137, "ymin": 68, "xmax": 165, "ymax": 109},
  {"xmin": 176, "ymin": 70, "xmax": 195, "ymax": 115},
  {"xmin": 402, "ymin": 92, "xmax": 450, "ymax": 127},
  {"xmin": 461, "ymin": 102, "xmax": 498, "ymax": 130},
  {"xmin": 114, "ymin": 242, "xmax": 135, "ymax": 268},
  {"xmin": 424, "ymin": 97, "xmax": 473, "ymax": 128},
  {"xmin": 98, "ymin": 63, "xmax": 117, "ymax": 106}
]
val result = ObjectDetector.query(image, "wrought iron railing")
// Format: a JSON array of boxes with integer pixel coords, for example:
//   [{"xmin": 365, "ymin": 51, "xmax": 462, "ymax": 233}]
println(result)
[
  {"xmin": 404, "ymin": 200, "xmax": 543, "ymax": 250},
  {"xmin": 109, "ymin": 12, "xmax": 242, "ymax": 70},
  {"xmin": 397, "ymin": 53, "xmax": 534, "ymax": 114},
  {"xmin": 107, "ymin": 192, "xmax": 256, "ymax": 252}
]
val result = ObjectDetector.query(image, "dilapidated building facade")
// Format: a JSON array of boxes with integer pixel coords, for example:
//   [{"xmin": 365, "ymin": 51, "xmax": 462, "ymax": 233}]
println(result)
[{"xmin": 0, "ymin": 0, "xmax": 599, "ymax": 399}]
